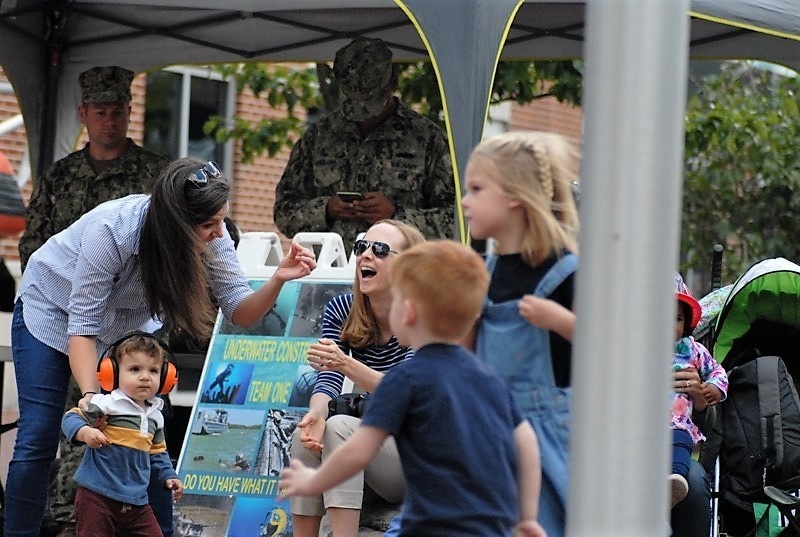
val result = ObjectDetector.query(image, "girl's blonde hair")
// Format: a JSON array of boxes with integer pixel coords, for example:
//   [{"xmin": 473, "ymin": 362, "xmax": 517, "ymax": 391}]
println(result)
[
  {"xmin": 341, "ymin": 219, "xmax": 425, "ymax": 349},
  {"xmin": 468, "ymin": 131, "xmax": 579, "ymax": 266}
]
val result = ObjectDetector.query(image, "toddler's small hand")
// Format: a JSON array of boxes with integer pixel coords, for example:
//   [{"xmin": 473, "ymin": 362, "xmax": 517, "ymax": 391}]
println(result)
[
  {"xmin": 701, "ymin": 383, "xmax": 723, "ymax": 406},
  {"xmin": 77, "ymin": 426, "xmax": 110, "ymax": 448},
  {"xmin": 166, "ymin": 478, "xmax": 184, "ymax": 502}
]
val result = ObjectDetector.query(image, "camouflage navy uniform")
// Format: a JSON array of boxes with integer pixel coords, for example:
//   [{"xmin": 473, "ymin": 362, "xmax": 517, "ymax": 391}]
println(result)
[
  {"xmin": 17, "ymin": 65, "xmax": 170, "ymax": 536},
  {"xmin": 274, "ymin": 101, "xmax": 455, "ymax": 246},
  {"xmin": 274, "ymin": 38, "xmax": 456, "ymax": 247},
  {"xmin": 18, "ymin": 141, "xmax": 168, "ymax": 267},
  {"xmin": 19, "ymin": 64, "xmax": 168, "ymax": 268}
]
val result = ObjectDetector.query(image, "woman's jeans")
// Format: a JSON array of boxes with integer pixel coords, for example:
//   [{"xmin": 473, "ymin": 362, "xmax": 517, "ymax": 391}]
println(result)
[
  {"xmin": 5, "ymin": 300, "xmax": 72, "ymax": 537},
  {"xmin": 670, "ymin": 459, "xmax": 712, "ymax": 537}
]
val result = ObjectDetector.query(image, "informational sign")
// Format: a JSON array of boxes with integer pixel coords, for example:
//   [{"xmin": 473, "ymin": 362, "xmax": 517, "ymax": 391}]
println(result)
[{"xmin": 175, "ymin": 278, "xmax": 352, "ymax": 537}]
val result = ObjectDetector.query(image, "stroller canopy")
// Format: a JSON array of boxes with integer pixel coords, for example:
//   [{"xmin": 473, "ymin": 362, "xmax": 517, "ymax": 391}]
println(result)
[
  {"xmin": 712, "ymin": 257, "xmax": 800, "ymax": 366},
  {"xmin": 694, "ymin": 284, "xmax": 733, "ymax": 344}
]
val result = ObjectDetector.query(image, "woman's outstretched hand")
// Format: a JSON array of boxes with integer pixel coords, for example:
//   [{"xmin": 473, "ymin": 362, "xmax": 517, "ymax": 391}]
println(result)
[{"xmin": 276, "ymin": 242, "xmax": 317, "ymax": 281}]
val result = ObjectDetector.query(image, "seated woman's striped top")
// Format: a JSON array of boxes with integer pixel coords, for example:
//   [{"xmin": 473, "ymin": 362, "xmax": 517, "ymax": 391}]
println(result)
[{"xmin": 312, "ymin": 293, "xmax": 413, "ymax": 401}]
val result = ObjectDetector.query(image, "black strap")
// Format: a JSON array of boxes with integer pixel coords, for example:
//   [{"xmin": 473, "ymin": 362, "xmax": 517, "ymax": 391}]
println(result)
[{"xmin": 758, "ymin": 356, "xmax": 783, "ymax": 469}]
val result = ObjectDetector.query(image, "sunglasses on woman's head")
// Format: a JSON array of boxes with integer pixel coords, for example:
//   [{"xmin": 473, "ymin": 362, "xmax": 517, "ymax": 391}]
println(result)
[
  {"xmin": 353, "ymin": 239, "xmax": 398, "ymax": 259},
  {"xmin": 188, "ymin": 161, "xmax": 222, "ymax": 187}
]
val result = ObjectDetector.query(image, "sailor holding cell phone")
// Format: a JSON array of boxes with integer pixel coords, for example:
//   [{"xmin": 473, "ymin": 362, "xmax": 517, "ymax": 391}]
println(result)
[
  {"xmin": 336, "ymin": 191, "xmax": 364, "ymax": 202},
  {"xmin": 274, "ymin": 38, "xmax": 456, "ymax": 246}
]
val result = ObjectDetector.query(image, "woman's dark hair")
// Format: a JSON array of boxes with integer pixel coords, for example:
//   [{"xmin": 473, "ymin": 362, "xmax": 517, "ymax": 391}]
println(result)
[{"xmin": 139, "ymin": 158, "xmax": 231, "ymax": 339}]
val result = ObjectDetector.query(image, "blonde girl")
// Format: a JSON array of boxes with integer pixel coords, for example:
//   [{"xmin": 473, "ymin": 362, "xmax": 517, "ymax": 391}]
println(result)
[{"xmin": 462, "ymin": 130, "xmax": 579, "ymax": 537}]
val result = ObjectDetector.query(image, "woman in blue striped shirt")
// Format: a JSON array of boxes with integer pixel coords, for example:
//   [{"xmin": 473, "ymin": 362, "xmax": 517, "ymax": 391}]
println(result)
[
  {"xmin": 6, "ymin": 158, "xmax": 316, "ymax": 537},
  {"xmin": 289, "ymin": 219, "xmax": 424, "ymax": 537}
]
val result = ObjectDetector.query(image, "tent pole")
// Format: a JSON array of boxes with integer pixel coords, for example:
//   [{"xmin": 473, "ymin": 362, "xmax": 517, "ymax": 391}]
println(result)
[
  {"xmin": 569, "ymin": 1, "xmax": 690, "ymax": 535},
  {"xmin": 37, "ymin": 4, "xmax": 69, "ymax": 177},
  {"xmin": 395, "ymin": 0, "xmax": 522, "ymax": 243}
]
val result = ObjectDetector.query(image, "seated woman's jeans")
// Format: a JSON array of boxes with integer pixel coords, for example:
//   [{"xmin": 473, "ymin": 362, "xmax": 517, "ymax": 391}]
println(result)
[{"xmin": 670, "ymin": 459, "xmax": 712, "ymax": 537}]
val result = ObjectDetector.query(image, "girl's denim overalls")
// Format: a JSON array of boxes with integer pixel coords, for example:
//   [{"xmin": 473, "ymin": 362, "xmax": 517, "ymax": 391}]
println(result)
[{"xmin": 477, "ymin": 253, "xmax": 577, "ymax": 537}]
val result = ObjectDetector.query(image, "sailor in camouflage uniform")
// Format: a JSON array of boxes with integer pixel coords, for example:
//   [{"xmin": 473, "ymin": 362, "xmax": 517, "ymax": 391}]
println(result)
[
  {"xmin": 18, "ymin": 65, "xmax": 169, "ymax": 269},
  {"xmin": 274, "ymin": 38, "xmax": 456, "ymax": 248},
  {"xmin": 17, "ymin": 65, "xmax": 170, "ymax": 537}
]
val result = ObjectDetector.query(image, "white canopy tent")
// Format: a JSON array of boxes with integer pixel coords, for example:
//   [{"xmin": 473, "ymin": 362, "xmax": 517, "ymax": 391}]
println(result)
[{"xmin": 1, "ymin": 1, "xmax": 799, "ymax": 535}]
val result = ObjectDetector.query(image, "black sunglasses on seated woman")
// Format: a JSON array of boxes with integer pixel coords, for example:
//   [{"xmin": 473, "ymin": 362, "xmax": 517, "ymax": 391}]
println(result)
[{"xmin": 353, "ymin": 239, "xmax": 398, "ymax": 259}]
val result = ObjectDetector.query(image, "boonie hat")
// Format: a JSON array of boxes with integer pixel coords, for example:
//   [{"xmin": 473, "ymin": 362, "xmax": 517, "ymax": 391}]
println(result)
[
  {"xmin": 674, "ymin": 272, "xmax": 702, "ymax": 332},
  {"xmin": 79, "ymin": 66, "xmax": 134, "ymax": 104},
  {"xmin": 333, "ymin": 38, "xmax": 393, "ymax": 121}
]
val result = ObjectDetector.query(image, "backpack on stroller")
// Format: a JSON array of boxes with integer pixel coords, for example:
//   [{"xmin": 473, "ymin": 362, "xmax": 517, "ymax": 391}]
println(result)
[{"xmin": 700, "ymin": 257, "xmax": 800, "ymax": 536}]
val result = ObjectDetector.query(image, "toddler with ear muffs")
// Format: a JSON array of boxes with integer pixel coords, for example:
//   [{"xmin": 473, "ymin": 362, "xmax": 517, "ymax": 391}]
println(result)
[{"xmin": 61, "ymin": 332, "xmax": 183, "ymax": 537}]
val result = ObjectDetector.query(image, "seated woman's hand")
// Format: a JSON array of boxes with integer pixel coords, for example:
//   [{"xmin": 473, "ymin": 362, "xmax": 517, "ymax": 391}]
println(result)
[
  {"xmin": 673, "ymin": 367, "xmax": 707, "ymax": 410},
  {"xmin": 297, "ymin": 410, "xmax": 326, "ymax": 452},
  {"xmin": 308, "ymin": 338, "xmax": 349, "ymax": 372}
]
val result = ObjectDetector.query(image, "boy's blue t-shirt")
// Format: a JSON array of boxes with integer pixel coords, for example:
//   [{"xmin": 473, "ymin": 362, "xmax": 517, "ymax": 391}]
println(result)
[{"xmin": 361, "ymin": 343, "xmax": 522, "ymax": 537}]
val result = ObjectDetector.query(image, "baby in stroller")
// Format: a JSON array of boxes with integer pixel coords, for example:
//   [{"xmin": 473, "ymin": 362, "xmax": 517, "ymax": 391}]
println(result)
[{"xmin": 670, "ymin": 273, "xmax": 728, "ymax": 507}]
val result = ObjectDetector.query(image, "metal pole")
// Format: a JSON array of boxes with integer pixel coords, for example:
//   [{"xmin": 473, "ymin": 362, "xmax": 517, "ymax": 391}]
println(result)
[{"xmin": 568, "ymin": 1, "xmax": 690, "ymax": 535}]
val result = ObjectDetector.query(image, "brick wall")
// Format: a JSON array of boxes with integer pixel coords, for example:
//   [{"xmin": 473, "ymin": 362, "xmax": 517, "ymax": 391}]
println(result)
[
  {"xmin": 226, "ymin": 85, "xmax": 293, "ymax": 250},
  {"xmin": 510, "ymin": 98, "xmax": 582, "ymax": 146}
]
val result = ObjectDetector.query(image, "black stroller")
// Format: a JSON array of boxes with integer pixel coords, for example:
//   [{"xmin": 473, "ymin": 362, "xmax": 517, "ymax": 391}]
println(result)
[{"xmin": 700, "ymin": 257, "xmax": 800, "ymax": 537}]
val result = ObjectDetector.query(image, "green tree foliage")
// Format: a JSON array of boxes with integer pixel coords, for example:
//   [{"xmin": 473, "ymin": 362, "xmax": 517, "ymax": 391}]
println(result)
[
  {"xmin": 203, "ymin": 63, "xmax": 321, "ymax": 163},
  {"xmin": 204, "ymin": 60, "xmax": 582, "ymax": 163},
  {"xmin": 682, "ymin": 62, "xmax": 800, "ymax": 282},
  {"xmin": 396, "ymin": 60, "xmax": 583, "ymax": 124}
]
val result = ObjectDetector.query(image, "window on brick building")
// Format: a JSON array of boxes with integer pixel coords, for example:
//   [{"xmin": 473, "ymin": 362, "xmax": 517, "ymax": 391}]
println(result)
[{"xmin": 143, "ymin": 67, "xmax": 234, "ymax": 170}]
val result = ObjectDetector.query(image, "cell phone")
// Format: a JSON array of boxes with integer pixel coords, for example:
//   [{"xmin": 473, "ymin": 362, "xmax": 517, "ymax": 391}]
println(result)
[{"xmin": 337, "ymin": 191, "xmax": 364, "ymax": 202}]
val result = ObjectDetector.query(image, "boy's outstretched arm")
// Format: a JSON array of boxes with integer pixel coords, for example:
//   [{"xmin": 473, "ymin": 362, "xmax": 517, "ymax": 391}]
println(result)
[
  {"xmin": 278, "ymin": 425, "xmax": 388, "ymax": 499},
  {"xmin": 514, "ymin": 420, "xmax": 545, "ymax": 533}
]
